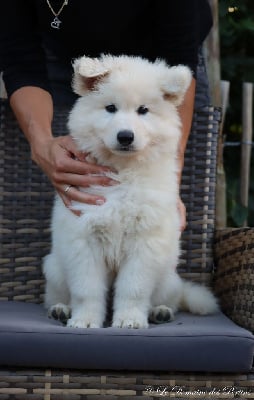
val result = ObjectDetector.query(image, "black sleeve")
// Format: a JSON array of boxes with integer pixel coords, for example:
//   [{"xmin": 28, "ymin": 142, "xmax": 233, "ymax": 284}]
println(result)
[
  {"xmin": 154, "ymin": 0, "xmax": 212, "ymax": 77},
  {"xmin": 0, "ymin": 0, "xmax": 50, "ymax": 97}
]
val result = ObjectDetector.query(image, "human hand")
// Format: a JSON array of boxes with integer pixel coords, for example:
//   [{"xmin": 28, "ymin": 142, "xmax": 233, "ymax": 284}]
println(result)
[{"xmin": 31, "ymin": 135, "xmax": 117, "ymax": 214}]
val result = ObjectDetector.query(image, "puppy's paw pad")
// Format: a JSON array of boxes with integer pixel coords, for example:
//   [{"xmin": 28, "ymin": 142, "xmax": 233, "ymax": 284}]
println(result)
[
  {"xmin": 48, "ymin": 303, "xmax": 71, "ymax": 324},
  {"xmin": 149, "ymin": 305, "xmax": 174, "ymax": 324}
]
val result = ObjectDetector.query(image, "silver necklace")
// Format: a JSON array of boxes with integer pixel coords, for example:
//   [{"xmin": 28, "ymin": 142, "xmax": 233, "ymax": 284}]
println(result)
[{"xmin": 46, "ymin": 0, "xmax": 68, "ymax": 29}]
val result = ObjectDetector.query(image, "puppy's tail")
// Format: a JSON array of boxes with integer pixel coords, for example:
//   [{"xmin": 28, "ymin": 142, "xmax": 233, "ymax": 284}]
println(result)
[{"xmin": 180, "ymin": 280, "xmax": 219, "ymax": 315}]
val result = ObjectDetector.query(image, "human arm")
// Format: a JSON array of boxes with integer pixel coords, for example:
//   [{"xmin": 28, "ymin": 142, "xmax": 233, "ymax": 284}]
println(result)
[
  {"xmin": 9, "ymin": 86, "xmax": 116, "ymax": 210},
  {"xmin": 177, "ymin": 77, "xmax": 196, "ymax": 184},
  {"xmin": 176, "ymin": 77, "xmax": 196, "ymax": 231}
]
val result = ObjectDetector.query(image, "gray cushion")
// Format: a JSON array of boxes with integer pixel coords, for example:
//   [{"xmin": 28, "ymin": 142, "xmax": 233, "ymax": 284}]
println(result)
[{"xmin": 0, "ymin": 301, "xmax": 253, "ymax": 372}]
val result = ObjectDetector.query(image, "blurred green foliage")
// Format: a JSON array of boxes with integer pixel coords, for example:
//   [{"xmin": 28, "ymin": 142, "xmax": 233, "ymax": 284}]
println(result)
[{"xmin": 219, "ymin": 0, "xmax": 254, "ymax": 226}]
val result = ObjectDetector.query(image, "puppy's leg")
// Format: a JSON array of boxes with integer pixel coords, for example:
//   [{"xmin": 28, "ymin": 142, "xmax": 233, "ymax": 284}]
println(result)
[
  {"xmin": 66, "ymin": 246, "xmax": 108, "ymax": 329},
  {"xmin": 150, "ymin": 270, "xmax": 183, "ymax": 324},
  {"xmin": 112, "ymin": 254, "xmax": 157, "ymax": 329},
  {"xmin": 43, "ymin": 253, "xmax": 71, "ymax": 323}
]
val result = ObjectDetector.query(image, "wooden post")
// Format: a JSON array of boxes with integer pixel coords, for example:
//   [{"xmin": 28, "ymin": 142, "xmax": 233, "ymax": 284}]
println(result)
[
  {"xmin": 220, "ymin": 81, "xmax": 230, "ymax": 133},
  {"xmin": 205, "ymin": 0, "xmax": 227, "ymax": 228},
  {"xmin": 205, "ymin": 0, "xmax": 221, "ymax": 107},
  {"xmin": 216, "ymin": 80, "xmax": 230, "ymax": 229},
  {"xmin": 240, "ymin": 82, "xmax": 253, "ymax": 226}
]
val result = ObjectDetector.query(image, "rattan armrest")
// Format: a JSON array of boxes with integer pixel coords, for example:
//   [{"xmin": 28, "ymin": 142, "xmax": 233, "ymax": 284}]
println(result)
[{"xmin": 214, "ymin": 227, "xmax": 254, "ymax": 333}]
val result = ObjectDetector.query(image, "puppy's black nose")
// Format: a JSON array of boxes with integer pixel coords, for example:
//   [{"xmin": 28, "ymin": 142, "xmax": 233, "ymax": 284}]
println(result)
[{"xmin": 117, "ymin": 130, "xmax": 134, "ymax": 146}]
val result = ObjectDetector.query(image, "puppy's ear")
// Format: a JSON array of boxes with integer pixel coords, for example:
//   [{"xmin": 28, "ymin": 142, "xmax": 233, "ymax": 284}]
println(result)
[
  {"xmin": 72, "ymin": 56, "xmax": 109, "ymax": 96},
  {"xmin": 162, "ymin": 66, "xmax": 192, "ymax": 106}
]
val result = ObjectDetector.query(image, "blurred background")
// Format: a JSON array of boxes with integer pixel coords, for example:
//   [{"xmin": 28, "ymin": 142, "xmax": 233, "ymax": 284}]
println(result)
[{"xmin": 208, "ymin": 0, "xmax": 254, "ymax": 228}]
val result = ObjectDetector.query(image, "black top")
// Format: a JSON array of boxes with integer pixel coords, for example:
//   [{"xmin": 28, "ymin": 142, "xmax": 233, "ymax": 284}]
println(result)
[{"xmin": 0, "ymin": 0, "xmax": 212, "ymax": 99}]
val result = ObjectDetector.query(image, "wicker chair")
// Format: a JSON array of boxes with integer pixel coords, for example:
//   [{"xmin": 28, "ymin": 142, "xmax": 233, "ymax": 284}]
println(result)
[{"xmin": 0, "ymin": 97, "xmax": 253, "ymax": 399}]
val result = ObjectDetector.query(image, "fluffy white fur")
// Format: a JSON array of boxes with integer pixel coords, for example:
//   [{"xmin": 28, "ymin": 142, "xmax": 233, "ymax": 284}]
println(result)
[{"xmin": 43, "ymin": 55, "xmax": 219, "ymax": 329}]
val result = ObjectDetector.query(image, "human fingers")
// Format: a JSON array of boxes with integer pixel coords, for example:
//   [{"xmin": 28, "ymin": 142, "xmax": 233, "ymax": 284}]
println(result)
[
  {"xmin": 32, "ymin": 135, "xmax": 118, "ymax": 212},
  {"xmin": 50, "ymin": 139, "xmax": 119, "ymax": 207},
  {"xmin": 47, "ymin": 135, "xmax": 118, "ymax": 184},
  {"xmin": 60, "ymin": 185, "xmax": 107, "ymax": 216},
  {"xmin": 54, "ymin": 172, "xmax": 118, "ymax": 209},
  {"xmin": 51, "ymin": 135, "xmax": 113, "ymax": 175},
  {"xmin": 55, "ymin": 171, "xmax": 118, "ymax": 190},
  {"xmin": 57, "ymin": 134, "xmax": 87, "ymax": 162},
  {"xmin": 50, "ymin": 136, "xmax": 119, "ymax": 206}
]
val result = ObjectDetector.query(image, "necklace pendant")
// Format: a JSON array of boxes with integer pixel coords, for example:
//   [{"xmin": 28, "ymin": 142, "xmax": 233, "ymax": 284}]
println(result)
[{"xmin": 51, "ymin": 16, "xmax": 62, "ymax": 29}]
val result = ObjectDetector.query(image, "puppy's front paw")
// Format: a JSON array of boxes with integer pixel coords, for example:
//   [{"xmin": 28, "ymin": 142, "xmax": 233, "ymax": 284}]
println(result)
[
  {"xmin": 48, "ymin": 303, "xmax": 71, "ymax": 324},
  {"xmin": 149, "ymin": 305, "xmax": 174, "ymax": 324},
  {"xmin": 67, "ymin": 317, "xmax": 102, "ymax": 329},
  {"xmin": 112, "ymin": 310, "xmax": 148, "ymax": 329}
]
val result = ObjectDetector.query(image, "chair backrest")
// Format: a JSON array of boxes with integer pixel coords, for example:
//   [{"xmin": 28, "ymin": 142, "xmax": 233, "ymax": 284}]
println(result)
[
  {"xmin": 0, "ymin": 99, "xmax": 221, "ymax": 303},
  {"xmin": 180, "ymin": 106, "xmax": 221, "ymax": 283}
]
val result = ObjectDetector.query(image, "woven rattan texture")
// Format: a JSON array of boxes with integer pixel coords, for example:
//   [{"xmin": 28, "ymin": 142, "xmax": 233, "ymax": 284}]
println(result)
[
  {"xmin": 0, "ymin": 100, "xmax": 220, "ymax": 302},
  {"xmin": 0, "ymin": 368, "xmax": 253, "ymax": 399},
  {"xmin": 180, "ymin": 106, "xmax": 220, "ymax": 276},
  {"xmin": 214, "ymin": 228, "xmax": 254, "ymax": 333},
  {"xmin": 0, "ymin": 101, "xmax": 68, "ymax": 303}
]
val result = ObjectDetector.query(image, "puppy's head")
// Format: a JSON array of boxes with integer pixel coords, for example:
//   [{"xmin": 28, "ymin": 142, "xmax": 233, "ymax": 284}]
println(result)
[{"xmin": 69, "ymin": 55, "xmax": 192, "ymax": 166}]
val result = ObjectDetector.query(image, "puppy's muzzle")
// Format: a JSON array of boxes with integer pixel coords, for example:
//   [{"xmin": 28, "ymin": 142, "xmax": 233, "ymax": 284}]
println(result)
[{"xmin": 117, "ymin": 130, "xmax": 134, "ymax": 151}]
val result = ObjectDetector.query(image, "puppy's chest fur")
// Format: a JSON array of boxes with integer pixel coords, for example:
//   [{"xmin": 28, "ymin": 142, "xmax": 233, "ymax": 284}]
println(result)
[
  {"xmin": 79, "ymin": 179, "xmax": 161, "ymax": 233},
  {"xmin": 74, "ymin": 174, "xmax": 175, "ymax": 270}
]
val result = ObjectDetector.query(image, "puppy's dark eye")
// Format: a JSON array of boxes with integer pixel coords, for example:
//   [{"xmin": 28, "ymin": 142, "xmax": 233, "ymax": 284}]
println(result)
[
  {"xmin": 105, "ymin": 104, "xmax": 118, "ymax": 113},
  {"xmin": 137, "ymin": 105, "xmax": 149, "ymax": 115}
]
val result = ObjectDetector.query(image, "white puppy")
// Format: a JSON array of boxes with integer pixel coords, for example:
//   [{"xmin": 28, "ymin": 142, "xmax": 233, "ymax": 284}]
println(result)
[{"xmin": 43, "ymin": 55, "xmax": 218, "ymax": 329}]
